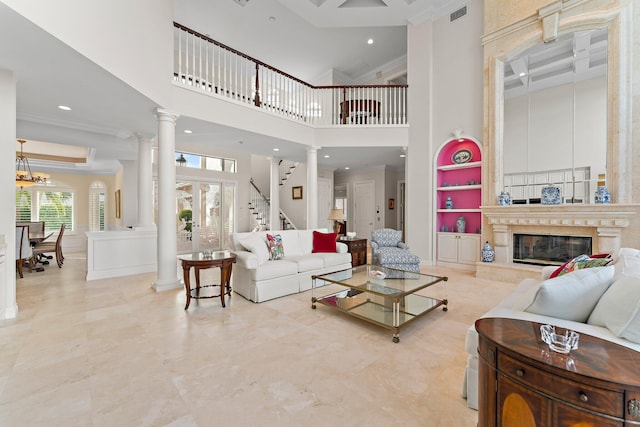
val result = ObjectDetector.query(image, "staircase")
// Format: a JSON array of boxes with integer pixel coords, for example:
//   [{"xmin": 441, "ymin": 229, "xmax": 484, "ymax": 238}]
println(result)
[
  {"xmin": 249, "ymin": 178, "xmax": 297, "ymax": 230},
  {"xmin": 279, "ymin": 159, "xmax": 298, "ymax": 186}
]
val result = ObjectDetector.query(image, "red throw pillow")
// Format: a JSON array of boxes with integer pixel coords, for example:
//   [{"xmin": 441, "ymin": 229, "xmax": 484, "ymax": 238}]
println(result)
[
  {"xmin": 549, "ymin": 253, "xmax": 612, "ymax": 278},
  {"xmin": 312, "ymin": 231, "xmax": 337, "ymax": 253}
]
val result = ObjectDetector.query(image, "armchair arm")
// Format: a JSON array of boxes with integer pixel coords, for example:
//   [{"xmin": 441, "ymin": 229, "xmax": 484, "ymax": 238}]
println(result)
[
  {"xmin": 398, "ymin": 242, "xmax": 409, "ymax": 250},
  {"xmin": 336, "ymin": 242, "xmax": 348, "ymax": 253},
  {"xmin": 370, "ymin": 241, "xmax": 379, "ymax": 253}
]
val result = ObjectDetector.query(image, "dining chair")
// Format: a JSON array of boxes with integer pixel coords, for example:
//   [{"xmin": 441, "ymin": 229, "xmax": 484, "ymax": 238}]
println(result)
[
  {"xmin": 33, "ymin": 223, "xmax": 65, "ymax": 268},
  {"xmin": 15, "ymin": 225, "xmax": 33, "ymax": 278}
]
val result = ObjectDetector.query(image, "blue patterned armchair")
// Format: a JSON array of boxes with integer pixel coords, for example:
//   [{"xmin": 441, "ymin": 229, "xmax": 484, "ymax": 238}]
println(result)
[{"xmin": 370, "ymin": 228, "xmax": 420, "ymax": 273}]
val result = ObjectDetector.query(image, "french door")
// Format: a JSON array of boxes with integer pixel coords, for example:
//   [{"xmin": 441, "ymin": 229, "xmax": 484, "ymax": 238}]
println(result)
[{"xmin": 174, "ymin": 180, "xmax": 235, "ymax": 253}]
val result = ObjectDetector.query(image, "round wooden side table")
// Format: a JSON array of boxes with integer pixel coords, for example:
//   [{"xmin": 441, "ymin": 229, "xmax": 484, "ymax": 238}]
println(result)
[{"xmin": 178, "ymin": 250, "xmax": 236, "ymax": 310}]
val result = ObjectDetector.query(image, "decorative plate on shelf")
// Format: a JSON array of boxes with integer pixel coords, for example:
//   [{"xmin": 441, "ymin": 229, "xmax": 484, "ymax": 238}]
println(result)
[{"xmin": 452, "ymin": 149, "xmax": 472, "ymax": 164}]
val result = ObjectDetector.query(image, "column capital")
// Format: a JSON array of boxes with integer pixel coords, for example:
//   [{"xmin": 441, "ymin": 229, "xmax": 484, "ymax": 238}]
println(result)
[
  {"xmin": 153, "ymin": 108, "xmax": 180, "ymax": 123},
  {"xmin": 135, "ymin": 132, "xmax": 154, "ymax": 143},
  {"xmin": 306, "ymin": 145, "xmax": 321, "ymax": 153}
]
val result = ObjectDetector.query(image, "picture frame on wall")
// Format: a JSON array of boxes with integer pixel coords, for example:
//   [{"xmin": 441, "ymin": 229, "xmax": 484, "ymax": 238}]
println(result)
[
  {"xmin": 292, "ymin": 186, "xmax": 303, "ymax": 200},
  {"xmin": 115, "ymin": 189, "xmax": 121, "ymax": 219}
]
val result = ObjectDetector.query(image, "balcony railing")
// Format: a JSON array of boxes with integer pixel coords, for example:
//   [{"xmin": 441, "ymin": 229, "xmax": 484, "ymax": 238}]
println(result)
[{"xmin": 173, "ymin": 22, "xmax": 407, "ymax": 126}]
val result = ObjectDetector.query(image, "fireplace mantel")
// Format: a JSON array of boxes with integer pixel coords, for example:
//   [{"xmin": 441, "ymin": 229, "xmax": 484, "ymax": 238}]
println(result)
[{"xmin": 476, "ymin": 204, "xmax": 638, "ymax": 282}]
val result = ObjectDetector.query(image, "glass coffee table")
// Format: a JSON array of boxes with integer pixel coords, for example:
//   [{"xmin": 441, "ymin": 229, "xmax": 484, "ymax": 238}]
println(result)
[{"xmin": 311, "ymin": 264, "xmax": 448, "ymax": 343}]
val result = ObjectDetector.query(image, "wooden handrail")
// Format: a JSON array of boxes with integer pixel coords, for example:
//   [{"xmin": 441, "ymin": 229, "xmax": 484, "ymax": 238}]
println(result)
[
  {"xmin": 249, "ymin": 178, "xmax": 269, "ymax": 204},
  {"xmin": 174, "ymin": 22, "xmax": 407, "ymax": 91}
]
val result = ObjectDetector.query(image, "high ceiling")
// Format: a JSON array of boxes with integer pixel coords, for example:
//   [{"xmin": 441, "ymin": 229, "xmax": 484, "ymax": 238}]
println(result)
[{"xmin": 3, "ymin": 0, "xmax": 468, "ymax": 175}]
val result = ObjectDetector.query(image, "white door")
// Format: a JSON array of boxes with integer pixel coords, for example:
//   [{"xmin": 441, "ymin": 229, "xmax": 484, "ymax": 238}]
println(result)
[
  {"xmin": 354, "ymin": 181, "xmax": 375, "ymax": 240},
  {"xmin": 318, "ymin": 178, "xmax": 332, "ymax": 231}
]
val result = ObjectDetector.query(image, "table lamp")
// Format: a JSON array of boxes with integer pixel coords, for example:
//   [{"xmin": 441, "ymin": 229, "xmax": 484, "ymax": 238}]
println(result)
[{"xmin": 327, "ymin": 209, "xmax": 345, "ymax": 234}]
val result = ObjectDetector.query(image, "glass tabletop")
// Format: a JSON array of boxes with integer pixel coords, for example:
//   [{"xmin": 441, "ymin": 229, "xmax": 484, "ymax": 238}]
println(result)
[
  {"xmin": 178, "ymin": 250, "xmax": 234, "ymax": 261},
  {"xmin": 313, "ymin": 264, "xmax": 446, "ymax": 298}
]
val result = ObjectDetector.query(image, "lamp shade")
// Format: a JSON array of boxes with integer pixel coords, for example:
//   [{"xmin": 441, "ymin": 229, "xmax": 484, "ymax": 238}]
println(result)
[{"xmin": 328, "ymin": 209, "xmax": 345, "ymax": 221}]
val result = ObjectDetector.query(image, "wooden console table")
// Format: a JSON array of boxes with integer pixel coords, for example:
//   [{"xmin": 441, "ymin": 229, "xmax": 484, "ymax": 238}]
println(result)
[
  {"xmin": 339, "ymin": 237, "xmax": 367, "ymax": 267},
  {"xmin": 476, "ymin": 317, "xmax": 640, "ymax": 426},
  {"xmin": 178, "ymin": 251, "xmax": 236, "ymax": 310}
]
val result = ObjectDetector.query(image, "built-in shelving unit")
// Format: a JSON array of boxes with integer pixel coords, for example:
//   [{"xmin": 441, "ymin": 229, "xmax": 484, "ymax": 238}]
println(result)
[{"xmin": 435, "ymin": 137, "xmax": 482, "ymax": 269}]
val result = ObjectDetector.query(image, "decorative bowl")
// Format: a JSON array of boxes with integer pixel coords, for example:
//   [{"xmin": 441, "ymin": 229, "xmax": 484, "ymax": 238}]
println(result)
[
  {"xmin": 369, "ymin": 270, "xmax": 386, "ymax": 280},
  {"xmin": 346, "ymin": 231, "xmax": 356, "ymax": 239},
  {"xmin": 540, "ymin": 324, "xmax": 579, "ymax": 354}
]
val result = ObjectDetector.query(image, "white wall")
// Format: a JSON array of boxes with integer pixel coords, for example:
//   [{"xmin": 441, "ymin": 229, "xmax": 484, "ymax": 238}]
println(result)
[
  {"xmin": 504, "ymin": 76, "xmax": 607, "ymax": 174},
  {"xmin": 407, "ymin": 0, "xmax": 484, "ymax": 263},
  {"xmin": 1, "ymin": 0, "xmax": 174, "ymax": 107}
]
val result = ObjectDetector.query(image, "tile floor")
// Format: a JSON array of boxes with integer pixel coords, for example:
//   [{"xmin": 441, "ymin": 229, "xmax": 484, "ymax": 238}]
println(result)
[{"xmin": 1, "ymin": 254, "xmax": 518, "ymax": 426}]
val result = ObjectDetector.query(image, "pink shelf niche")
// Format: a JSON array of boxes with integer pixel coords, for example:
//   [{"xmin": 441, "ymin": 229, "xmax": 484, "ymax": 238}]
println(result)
[{"xmin": 436, "ymin": 137, "xmax": 482, "ymax": 233}]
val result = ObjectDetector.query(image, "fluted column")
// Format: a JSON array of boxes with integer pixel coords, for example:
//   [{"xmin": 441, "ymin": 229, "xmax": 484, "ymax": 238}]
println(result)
[
  {"xmin": 152, "ymin": 108, "xmax": 181, "ymax": 292},
  {"xmin": 134, "ymin": 135, "xmax": 155, "ymax": 230},
  {"xmin": 269, "ymin": 157, "xmax": 281, "ymax": 230},
  {"xmin": 306, "ymin": 146, "xmax": 319, "ymax": 229}
]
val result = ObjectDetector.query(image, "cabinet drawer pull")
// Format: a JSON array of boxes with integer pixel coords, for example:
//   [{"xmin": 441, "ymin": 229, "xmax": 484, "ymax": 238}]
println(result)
[
  {"xmin": 516, "ymin": 369, "xmax": 524, "ymax": 377},
  {"xmin": 579, "ymin": 392, "xmax": 589, "ymax": 402}
]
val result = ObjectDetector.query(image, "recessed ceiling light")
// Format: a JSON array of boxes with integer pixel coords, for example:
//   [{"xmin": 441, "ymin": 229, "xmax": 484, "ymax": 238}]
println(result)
[
  {"xmin": 400, "ymin": 154, "xmax": 406, "ymax": 158},
  {"xmin": 273, "ymin": 148, "xmax": 280, "ymax": 152},
  {"xmin": 268, "ymin": 16, "xmax": 276, "ymax": 22},
  {"xmin": 324, "ymin": 155, "xmax": 330, "ymax": 158},
  {"xmin": 57, "ymin": 105, "xmax": 71, "ymax": 111},
  {"xmin": 345, "ymin": 167, "xmax": 350, "ymax": 170},
  {"xmin": 367, "ymin": 38, "xmax": 374, "ymax": 45},
  {"xmin": 183, "ymin": 129, "xmax": 193, "ymax": 134},
  {"xmin": 519, "ymin": 72, "xmax": 526, "ymax": 77}
]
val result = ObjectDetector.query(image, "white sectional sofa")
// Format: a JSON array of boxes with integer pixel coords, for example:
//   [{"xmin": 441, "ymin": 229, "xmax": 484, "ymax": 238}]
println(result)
[
  {"xmin": 462, "ymin": 248, "xmax": 640, "ymax": 410},
  {"xmin": 230, "ymin": 228, "xmax": 352, "ymax": 303}
]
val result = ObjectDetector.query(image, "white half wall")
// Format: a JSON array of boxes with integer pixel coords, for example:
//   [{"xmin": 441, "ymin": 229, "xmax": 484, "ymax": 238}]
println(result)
[{"xmin": 86, "ymin": 230, "xmax": 157, "ymax": 281}]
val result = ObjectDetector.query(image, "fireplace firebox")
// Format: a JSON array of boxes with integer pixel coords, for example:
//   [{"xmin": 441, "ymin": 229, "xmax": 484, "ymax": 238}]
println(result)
[{"xmin": 513, "ymin": 234, "xmax": 592, "ymax": 266}]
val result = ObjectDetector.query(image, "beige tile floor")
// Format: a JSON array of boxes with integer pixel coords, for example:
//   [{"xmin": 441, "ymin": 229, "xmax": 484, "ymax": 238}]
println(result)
[{"xmin": 1, "ymin": 254, "xmax": 518, "ymax": 426}]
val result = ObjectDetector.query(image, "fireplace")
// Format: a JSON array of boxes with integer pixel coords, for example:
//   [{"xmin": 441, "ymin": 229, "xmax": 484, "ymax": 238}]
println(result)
[{"xmin": 513, "ymin": 234, "xmax": 591, "ymax": 266}]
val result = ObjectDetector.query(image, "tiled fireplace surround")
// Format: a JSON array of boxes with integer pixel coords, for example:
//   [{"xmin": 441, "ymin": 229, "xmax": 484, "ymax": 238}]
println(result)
[{"xmin": 475, "ymin": 205, "xmax": 637, "ymax": 283}]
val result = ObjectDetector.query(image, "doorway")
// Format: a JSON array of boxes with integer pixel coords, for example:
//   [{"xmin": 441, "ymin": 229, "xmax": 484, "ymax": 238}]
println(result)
[{"xmin": 354, "ymin": 180, "xmax": 375, "ymax": 240}]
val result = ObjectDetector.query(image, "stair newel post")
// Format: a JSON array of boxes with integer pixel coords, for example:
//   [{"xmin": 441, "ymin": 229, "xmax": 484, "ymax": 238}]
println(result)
[{"xmin": 254, "ymin": 63, "xmax": 261, "ymax": 107}]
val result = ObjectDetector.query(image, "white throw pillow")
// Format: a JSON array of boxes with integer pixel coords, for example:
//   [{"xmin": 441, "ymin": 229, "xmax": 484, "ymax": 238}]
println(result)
[
  {"xmin": 524, "ymin": 266, "xmax": 615, "ymax": 322},
  {"xmin": 588, "ymin": 275, "xmax": 640, "ymax": 343},
  {"xmin": 239, "ymin": 233, "xmax": 269, "ymax": 266}
]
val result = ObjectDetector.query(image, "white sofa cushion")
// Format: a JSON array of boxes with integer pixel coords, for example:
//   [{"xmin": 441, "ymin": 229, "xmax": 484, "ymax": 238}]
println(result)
[
  {"xmin": 524, "ymin": 266, "xmax": 614, "ymax": 322},
  {"xmin": 286, "ymin": 254, "xmax": 324, "ymax": 272},
  {"xmin": 239, "ymin": 233, "xmax": 270, "ymax": 265},
  {"xmin": 251, "ymin": 259, "xmax": 298, "ymax": 281},
  {"xmin": 315, "ymin": 251, "xmax": 352, "ymax": 268},
  {"xmin": 588, "ymin": 275, "xmax": 640, "ymax": 343}
]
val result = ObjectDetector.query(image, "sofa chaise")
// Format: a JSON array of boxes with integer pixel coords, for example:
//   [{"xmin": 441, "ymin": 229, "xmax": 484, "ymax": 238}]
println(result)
[
  {"xmin": 462, "ymin": 248, "xmax": 640, "ymax": 410},
  {"xmin": 230, "ymin": 228, "xmax": 352, "ymax": 303}
]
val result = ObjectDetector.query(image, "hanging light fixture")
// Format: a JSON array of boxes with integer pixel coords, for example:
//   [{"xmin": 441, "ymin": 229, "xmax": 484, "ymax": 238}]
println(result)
[
  {"xmin": 16, "ymin": 139, "xmax": 49, "ymax": 188},
  {"xmin": 176, "ymin": 153, "xmax": 187, "ymax": 167}
]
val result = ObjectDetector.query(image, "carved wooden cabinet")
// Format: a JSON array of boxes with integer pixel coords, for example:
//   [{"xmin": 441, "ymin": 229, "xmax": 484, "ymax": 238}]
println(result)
[
  {"xmin": 476, "ymin": 317, "xmax": 640, "ymax": 427},
  {"xmin": 339, "ymin": 238, "xmax": 367, "ymax": 267}
]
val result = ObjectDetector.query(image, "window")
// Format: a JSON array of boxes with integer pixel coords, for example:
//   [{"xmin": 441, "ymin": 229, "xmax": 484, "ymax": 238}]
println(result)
[
  {"xmin": 16, "ymin": 189, "xmax": 74, "ymax": 232},
  {"xmin": 153, "ymin": 149, "xmax": 237, "ymax": 173},
  {"xmin": 89, "ymin": 181, "xmax": 106, "ymax": 231}
]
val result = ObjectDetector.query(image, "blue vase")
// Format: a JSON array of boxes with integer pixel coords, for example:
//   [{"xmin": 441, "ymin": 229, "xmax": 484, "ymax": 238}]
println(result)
[
  {"xmin": 594, "ymin": 186, "xmax": 610, "ymax": 204},
  {"xmin": 541, "ymin": 184, "xmax": 561, "ymax": 205},
  {"xmin": 481, "ymin": 241, "xmax": 495, "ymax": 263},
  {"xmin": 498, "ymin": 191, "xmax": 511, "ymax": 206},
  {"xmin": 456, "ymin": 216, "xmax": 466, "ymax": 233},
  {"xmin": 445, "ymin": 197, "xmax": 453, "ymax": 209}
]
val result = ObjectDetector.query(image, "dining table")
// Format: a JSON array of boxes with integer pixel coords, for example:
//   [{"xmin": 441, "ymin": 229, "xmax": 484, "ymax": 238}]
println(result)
[{"xmin": 29, "ymin": 232, "xmax": 53, "ymax": 245}]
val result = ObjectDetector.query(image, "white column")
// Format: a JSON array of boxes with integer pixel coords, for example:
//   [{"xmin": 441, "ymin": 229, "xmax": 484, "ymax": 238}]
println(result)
[
  {"xmin": 0, "ymin": 69, "xmax": 17, "ymax": 319},
  {"xmin": 134, "ymin": 135, "xmax": 155, "ymax": 230},
  {"xmin": 306, "ymin": 146, "xmax": 319, "ymax": 229},
  {"xmin": 269, "ymin": 157, "xmax": 281, "ymax": 230},
  {"xmin": 152, "ymin": 108, "xmax": 181, "ymax": 292}
]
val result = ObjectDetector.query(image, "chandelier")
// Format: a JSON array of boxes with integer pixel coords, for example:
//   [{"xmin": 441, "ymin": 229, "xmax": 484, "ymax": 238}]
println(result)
[{"xmin": 16, "ymin": 139, "xmax": 49, "ymax": 188}]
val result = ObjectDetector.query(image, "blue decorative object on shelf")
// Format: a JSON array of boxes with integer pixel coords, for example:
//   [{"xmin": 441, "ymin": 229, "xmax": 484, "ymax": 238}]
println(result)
[
  {"xmin": 541, "ymin": 184, "xmax": 561, "ymax": 205},
  {"xmin": 456, "ymin": 216, "xmax": 466, "ymax": 233},
  {"xmin": 594, "ymin": 186, "xmax": 611, "ymax": 204},
  {"xmin": 481, "ymin": 241, "xmax": 495, "ymax": 263},
  {"xmin": 445, "ymin": 196, "xmax": 453, "ymax": 209},
  {"xmin": 498, "ymin": 191, "xmax": 511, "ymax": 206}
]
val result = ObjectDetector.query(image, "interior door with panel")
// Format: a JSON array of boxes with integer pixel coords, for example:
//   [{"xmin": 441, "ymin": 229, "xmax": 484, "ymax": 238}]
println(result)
[{"xmin": 354, "ymin": 181, "xmax": 375, "ymax": 240}]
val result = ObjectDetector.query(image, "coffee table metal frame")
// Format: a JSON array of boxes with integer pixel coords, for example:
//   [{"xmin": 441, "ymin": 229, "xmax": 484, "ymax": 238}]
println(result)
[{"xmin": 311, "ymin": 264, "xmax": 448, "ymax": 342}]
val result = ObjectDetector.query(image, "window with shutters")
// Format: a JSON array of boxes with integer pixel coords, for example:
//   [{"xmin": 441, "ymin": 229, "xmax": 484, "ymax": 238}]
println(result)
[
  {"xmin": 16, "ymin": 188, "xmax": 74, "ymax": 232},
  {"xmin": 89, "ymin": 181, "xmax": 106, "ymax": 231}
]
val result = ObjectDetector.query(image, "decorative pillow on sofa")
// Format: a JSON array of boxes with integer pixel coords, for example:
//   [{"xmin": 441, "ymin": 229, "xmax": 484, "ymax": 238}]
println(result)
[
  {"xmin": 549, "ymin": 253, "xmax": 612, "ymax": 278},
  {"xmin": 524, "ymin": 266, "xmax": 615, "ymax": 322},
  {"xmin": 239, "ymin": 233, "xmax": 269, "ymax": 266},
  {"xmin": 266, "ymin": 234, "xmax": 285, "ymax": 260},
  {"xmin": 312, "ymin": 231, "xmax": 337, "ymax": 253},
  {"xmin": 588, "ymin": 275, "xmax": 640, "ymax": 344}
]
